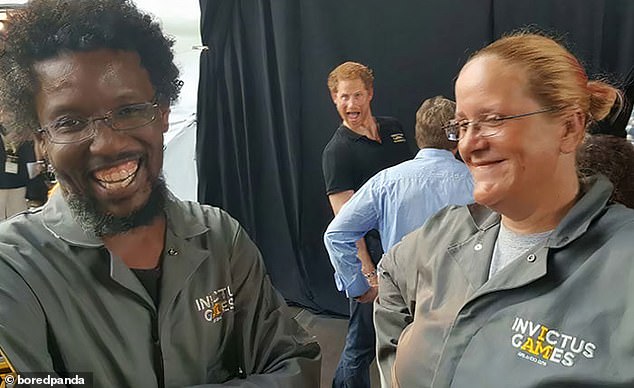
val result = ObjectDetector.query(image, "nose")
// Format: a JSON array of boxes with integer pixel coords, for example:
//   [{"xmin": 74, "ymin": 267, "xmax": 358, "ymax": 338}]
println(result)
[
  {"xmin": 88, "ymin": 119, "xmax": 130, "ymax": 155},
  {"xmin": 458, "ymin": 123, "xmax": 487, "ymax": 156},
  {"xmin": 461, "ymin": 121, "xmax": 481, "ymax": 139}
]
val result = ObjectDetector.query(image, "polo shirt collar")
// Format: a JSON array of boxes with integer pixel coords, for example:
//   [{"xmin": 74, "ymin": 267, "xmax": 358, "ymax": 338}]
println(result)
[
  {"xmin": 338, "ymin": 124, "xmax": 364, "ymax": 140},
  {"xmin": 338, "ymin": 118, "xmax": 391, "ymax": 142}
]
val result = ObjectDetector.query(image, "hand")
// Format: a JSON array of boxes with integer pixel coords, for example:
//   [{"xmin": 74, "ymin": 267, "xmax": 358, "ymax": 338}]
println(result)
[
  {"xmin": 362, "ymin": 266, "xmax": 378, "ymax": 286},
  {"xmin": 365, "ymin": 272, "xmax": 378, "ymax": 287},
  {"xmin": 26, "ymin": 199, "xmax": 45, "ymax": 209},
  {"xmin": 356, "ymin": 284, "xmax": 378, "ymax": 304}
]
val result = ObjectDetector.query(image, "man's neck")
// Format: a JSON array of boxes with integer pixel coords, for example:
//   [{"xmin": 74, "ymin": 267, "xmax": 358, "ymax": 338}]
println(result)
[
  {"xmin": 344, "ymin": 115, "xmax": 379, "ymax": 141},
  {"xmin": 103, "ymin": 215, "xmax": 167, "ymax": 269}
]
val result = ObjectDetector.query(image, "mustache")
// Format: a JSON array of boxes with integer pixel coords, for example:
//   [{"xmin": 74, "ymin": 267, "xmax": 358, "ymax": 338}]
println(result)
[{"xmin": 87, "ymin": 151, "xmax": 145, "ymax": 172}]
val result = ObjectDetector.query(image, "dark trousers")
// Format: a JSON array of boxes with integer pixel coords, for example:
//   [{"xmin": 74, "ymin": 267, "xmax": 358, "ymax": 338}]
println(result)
[{"xmin": 332, "ymin": 231, "xmax": 383, "ymax": 388}]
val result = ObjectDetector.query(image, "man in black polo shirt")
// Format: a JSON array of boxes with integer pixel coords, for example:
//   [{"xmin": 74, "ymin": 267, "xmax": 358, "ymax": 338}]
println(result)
[{"xmin": 322, "ymin": 61, "xmax": 411, "ymax": 388}]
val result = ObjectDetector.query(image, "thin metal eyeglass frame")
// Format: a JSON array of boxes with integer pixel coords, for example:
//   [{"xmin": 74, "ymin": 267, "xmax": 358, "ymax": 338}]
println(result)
[
  {"xmin": 443, "ymin": 106, "xmax": 559, "ymax": 141},
  {"xmin": 38, "ymin": 101, "xmax": 160, "ymax": 145}
]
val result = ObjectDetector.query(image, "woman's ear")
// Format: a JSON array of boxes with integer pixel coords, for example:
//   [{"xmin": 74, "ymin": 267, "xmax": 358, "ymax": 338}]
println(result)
[{"xmin": 560, "ymin": 109, "xmax": 586, "ymax": 154}]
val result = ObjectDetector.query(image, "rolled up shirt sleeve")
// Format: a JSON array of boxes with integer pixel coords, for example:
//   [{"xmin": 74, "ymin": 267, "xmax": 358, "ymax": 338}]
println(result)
[{"xmin": 323, "ymin": 182, "xmax": 380, "ymax": 298}]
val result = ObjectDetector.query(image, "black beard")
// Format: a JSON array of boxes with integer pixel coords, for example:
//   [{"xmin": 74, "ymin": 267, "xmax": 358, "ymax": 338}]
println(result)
[{"xmin": 65, "ymin": 177, "xmax": 168, "ymax": 237}]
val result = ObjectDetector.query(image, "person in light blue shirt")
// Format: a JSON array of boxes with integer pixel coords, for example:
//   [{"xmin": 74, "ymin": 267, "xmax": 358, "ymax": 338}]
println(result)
[{"xmin": 324, "ymin": 96, "xmax": 474, "ymax": 302}]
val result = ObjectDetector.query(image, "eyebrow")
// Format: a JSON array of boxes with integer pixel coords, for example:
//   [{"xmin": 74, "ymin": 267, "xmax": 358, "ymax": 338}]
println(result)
[
  {"xmin": 455, "ymin": 106, "xmax": 501, "ymax": 118},
  {"xmin": 340, "ymin": 90, "xmax": 364, "ymax": 95},
  {"xmin": 43, "ymin": 95, "xmax": 150, "ymax": 119}
]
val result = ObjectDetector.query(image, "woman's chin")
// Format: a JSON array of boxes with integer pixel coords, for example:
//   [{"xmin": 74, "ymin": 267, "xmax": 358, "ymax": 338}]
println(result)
[{"xmin": 473, "ymin": 182, "xmax": 505, "ymax": 208}]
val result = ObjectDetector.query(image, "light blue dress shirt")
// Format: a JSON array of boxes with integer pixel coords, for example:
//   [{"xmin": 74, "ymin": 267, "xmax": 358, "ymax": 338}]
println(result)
[{"xmin": 324, "ymin": 148, "xmax": 474, "ymax": 297}]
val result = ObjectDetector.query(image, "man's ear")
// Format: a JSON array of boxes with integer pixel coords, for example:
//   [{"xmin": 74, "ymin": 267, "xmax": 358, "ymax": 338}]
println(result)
[
  {"xmin": 560, "ymin": 108, "xmax": 586, "ymax": 154},
  {"xmin": 330, "ymin": 90, "xmax": 338, "ymax": 104},
  {"xmin": 160, "ymin": 105, "xmax": 170, "ymax": 133},
  {"xmin": 367, "ymin": 87, "xmax": 374, "ymax": 101},
  {"xmin": 34, "ymin": 131, "xmax": 47, "ymax": 159}
]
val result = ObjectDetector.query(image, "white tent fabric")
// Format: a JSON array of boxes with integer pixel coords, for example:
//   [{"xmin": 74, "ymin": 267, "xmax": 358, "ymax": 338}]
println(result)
[
  {"xmin": 164, "ymin": 114, "xmax": 198, "ymax": 201},
  {"xmin": 133, "ymin": 0, "xmax": 201, "ymax": 201}
]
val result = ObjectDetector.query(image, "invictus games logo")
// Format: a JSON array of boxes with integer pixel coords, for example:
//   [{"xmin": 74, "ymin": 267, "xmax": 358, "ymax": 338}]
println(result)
[
  {"xmin": 194, "ymin": 286, "xmax": 235, "ymax": 323},
  {"xmin": 511, "ymin": 316, "xmax": 596, "ymax": 367},
  {"xmin": 0, "ymin": 347, "xmax": 17, "ymax": 388}
]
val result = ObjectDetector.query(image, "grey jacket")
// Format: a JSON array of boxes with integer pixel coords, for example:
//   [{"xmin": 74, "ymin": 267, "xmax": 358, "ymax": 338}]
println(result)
[
  {"xmin": 376, "ymin": 175, "xmax": 634, "ymax": 387},
  {"xmin": 0, "ymin": 190, "xmax": 320, "ymax": 387}
]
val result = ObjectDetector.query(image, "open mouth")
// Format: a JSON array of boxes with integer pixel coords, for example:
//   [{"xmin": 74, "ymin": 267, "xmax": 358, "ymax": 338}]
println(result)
[
  {"xmin": 346, "ymin": 112, "xmax": 360, "ymax": 121},
  {"xmin": 93, "ymin": 159, "xmax": 140, "ymax": 191}
]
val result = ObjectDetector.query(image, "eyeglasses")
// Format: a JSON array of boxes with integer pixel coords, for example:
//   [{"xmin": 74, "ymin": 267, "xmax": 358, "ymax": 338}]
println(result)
[
  {"xmin": 442, "ymin": 107, "xmax": 558, "ymax": 141},
  {"xmin": 39, "ymin": 100, "xmax": 160, "ymax": 144}
]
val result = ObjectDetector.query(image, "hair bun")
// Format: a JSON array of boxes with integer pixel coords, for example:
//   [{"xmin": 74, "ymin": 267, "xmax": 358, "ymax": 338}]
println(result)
[{"xmin": 587, "ymin": 80, "xmax": 619, "ymax": 122}]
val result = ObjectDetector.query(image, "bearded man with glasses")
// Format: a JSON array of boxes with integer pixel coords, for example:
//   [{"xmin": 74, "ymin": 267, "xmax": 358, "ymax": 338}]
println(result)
[{"xmin": 0, "ymin": 0, "xmax": 320, "ymax": 387}]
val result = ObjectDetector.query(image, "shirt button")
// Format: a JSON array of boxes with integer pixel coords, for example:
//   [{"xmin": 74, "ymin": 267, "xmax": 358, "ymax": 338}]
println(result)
[
  {"xmin": 526, "ymin": 254, "xmax": 536, "ymax": 263},
  {"xmin": 474, "ymin": 243, "xmax": 483, "ymax": 251},
  {"xmin": 167, "ymin": 248, "xmax": 178, "ymax": 256}
]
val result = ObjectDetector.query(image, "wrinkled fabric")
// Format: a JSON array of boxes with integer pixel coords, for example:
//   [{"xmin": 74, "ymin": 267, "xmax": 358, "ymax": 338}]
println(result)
[
  {"xmin": 376, "ymin": 175, "xmax": 634, "ymax": 387},
  {"xmin": 0, "ymin": 190, "xmax": 321, "ymax": 387}
]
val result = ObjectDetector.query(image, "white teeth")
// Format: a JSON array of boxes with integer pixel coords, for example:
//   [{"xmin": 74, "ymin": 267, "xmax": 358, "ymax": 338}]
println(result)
[
  {"xmin": 93, "ymin": 160, "xmax": 139, "ymax": 190},
  {"xmin": 99, "ymin": 174, "xmax": 136, "ymax": 190},
  {"xmin": 100, "ymin": 168, "xmax": 134, "ymax": 183}
]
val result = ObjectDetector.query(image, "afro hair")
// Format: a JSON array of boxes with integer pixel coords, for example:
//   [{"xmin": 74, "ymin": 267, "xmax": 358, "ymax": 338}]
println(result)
[{"xmin": 0, "ymin": 0, "xmax": 182, "ymax": 143}]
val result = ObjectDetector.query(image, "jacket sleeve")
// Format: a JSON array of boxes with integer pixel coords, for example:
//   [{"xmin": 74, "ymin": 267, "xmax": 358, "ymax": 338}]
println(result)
[
  {"xmin": 192, "ymin": 226, "xmax": 321, "ymax": 387},
  {"xmin": 0, "ymin": 254, "xmax": 62, "ymax": 378},
  {"xmin": 374, "ymin": 241, "xmax": 416, "ymax": 388}
]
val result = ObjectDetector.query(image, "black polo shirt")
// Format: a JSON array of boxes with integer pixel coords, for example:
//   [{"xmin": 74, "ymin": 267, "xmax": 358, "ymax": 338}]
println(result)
[{"xmin": 322, "ymin": 116, "xmax": 412, "ymax": 195}]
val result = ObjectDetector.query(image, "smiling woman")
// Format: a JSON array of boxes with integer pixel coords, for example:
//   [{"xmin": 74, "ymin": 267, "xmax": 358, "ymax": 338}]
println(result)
[{"xmin": 374, "ymin": 31, "xmax": 634, "ymax": 388}]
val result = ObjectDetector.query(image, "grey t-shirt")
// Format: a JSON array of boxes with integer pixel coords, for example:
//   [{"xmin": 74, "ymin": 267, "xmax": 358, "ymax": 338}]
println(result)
[{"xmin": 489, "ymin": 223, "xmax": 553, "ymax": 279}]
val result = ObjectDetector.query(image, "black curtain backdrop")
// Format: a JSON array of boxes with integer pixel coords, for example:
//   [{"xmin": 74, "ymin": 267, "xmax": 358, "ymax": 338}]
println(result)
[{"xmin": 197, "ymin": 0, "xmax": 634, "ymax": 315}]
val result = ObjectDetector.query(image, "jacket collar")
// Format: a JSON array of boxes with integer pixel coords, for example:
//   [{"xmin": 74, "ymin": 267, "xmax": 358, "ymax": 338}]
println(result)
[
  {"xmin": 465, "ymin": 174, "xmax": 613, "ymax": 247},
  {"xmin": 548, "ymin": 175, "xmax": 613, "ymax": 248},
  {"xmin": 466, "ymin": 202, "xmax": 500, "ymax": 232},
  {"xmin": 42, "ymin": 188, "xmax": 209, "ymax": 247}
]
